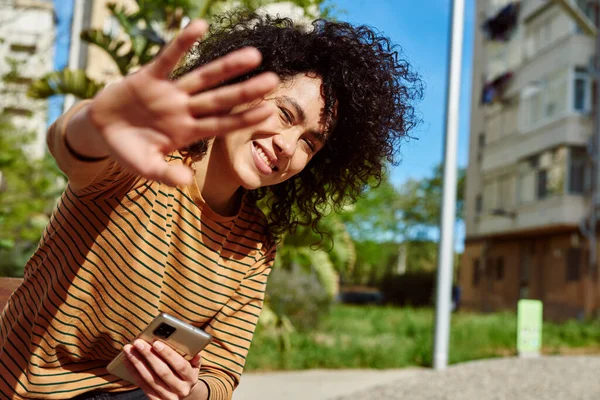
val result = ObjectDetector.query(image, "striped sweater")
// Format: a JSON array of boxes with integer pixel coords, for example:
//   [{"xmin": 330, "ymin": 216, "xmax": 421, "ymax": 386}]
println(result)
[{"xmin": 0, "ymin": 103, "xmax": 276, "ymax": 400}]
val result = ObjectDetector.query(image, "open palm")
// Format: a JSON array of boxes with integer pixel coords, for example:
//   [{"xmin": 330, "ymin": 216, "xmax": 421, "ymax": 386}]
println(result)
[{"xmin": 87, "ymin": 20, "xmax": 279, "ymax": 186}]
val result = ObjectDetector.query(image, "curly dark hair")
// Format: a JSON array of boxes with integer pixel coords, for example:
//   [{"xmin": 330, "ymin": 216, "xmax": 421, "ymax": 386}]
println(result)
[{"xmin": 174, "ymin": 12, "xmax": 423, "ymax": 239}]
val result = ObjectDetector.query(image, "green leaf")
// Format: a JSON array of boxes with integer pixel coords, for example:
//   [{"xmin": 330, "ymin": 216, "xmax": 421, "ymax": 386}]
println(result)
[
  {"xmin": 0, "ymin": 114, "xmax": 64, "ymax": 276},
  {"xmin": 0, "ymin": 238, "xmax": 15, "ymax": 250},
  {"xmin": 27, "ymin": 69, "xmax": 105, "ymax": 99},
  {"xmin": 302, "ymin": 248, "xmax": 339, "ymax": 298},
  {"xmin": 80, "ymin": 29, "xmax": 134, "ymax": 75}
]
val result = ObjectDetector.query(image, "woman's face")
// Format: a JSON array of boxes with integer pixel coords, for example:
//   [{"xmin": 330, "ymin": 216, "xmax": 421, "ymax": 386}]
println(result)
[{"xmin": 212, "ymin": 73, "xmax": 329, "ymax": 190}]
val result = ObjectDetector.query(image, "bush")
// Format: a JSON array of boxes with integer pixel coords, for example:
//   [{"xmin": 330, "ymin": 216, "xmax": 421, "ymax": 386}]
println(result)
[
  {"xmin": 266, "ymin": 265, "xmax": 331, "ymax": 331},
  {"xmin": 379, "ymin": 271, "xmax": 436, "ymax": 307}
]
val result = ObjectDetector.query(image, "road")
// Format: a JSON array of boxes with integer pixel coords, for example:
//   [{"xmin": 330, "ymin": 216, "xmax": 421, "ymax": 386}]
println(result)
[{"xmin": 234, "ymin": 356, "xmax": 600, "ymax": 400}]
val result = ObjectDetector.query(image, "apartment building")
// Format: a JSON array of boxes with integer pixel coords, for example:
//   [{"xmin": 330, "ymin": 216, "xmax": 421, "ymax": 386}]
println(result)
[
  {"xmin": 0, "ymin": 0, "xmax": 55, "ymax": 158},
  {"xmin": 461, "ymin": 0, "xmax": 600, "ymax": 320}
]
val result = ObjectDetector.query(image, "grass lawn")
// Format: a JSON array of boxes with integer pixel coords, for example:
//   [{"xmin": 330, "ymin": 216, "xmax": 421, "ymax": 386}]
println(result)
[{"xmin": 245, "ymin": 305, "xmax": 600, "ymax": 371}]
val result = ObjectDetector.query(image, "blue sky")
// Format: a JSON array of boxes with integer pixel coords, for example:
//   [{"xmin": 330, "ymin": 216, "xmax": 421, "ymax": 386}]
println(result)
[{"xmin": 340, "ymin": 0, "xmax": 475, "ymax": 186}]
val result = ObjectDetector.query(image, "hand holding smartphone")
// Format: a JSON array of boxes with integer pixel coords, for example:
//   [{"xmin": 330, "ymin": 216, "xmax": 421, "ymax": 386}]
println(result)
[{"xmin": 107, "ymin": 313, "xmax": 212, "ymax": 384}]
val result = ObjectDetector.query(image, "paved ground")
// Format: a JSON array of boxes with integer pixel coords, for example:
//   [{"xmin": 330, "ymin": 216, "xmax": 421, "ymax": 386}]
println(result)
[
  {"xmin": 234, "ymin": 356, "xmax": 600, "ymax": 400},
  {"xmin": 233, "ymin": 369, "xmax": 420, "ymax": 400}
]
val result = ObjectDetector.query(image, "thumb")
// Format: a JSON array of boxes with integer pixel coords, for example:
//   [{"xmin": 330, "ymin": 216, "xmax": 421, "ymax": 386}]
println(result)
[
  {"xmin": 114, "ymin": 146, "xmax": 194, "ymax": 187},
  {"xmin": 190, "ymin": 352, "xmax": 203, "ymax": 369},
  {"xmin": 161, "ymin": 163, "xmax": 194, "ymax": 187}
]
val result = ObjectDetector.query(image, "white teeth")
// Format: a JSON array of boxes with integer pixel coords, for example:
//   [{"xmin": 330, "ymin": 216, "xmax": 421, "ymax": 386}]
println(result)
[{"xmin": 255, "ymin": 145, "xmax": 275, "ymax": 169}]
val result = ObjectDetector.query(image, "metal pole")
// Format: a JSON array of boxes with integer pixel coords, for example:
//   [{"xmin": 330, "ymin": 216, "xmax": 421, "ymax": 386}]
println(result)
[
  {"xmin": 433, "ymin": 0, "xmax": 464, "ymax": 371},
  {"xmin": 64, "ymin": 0, "xmax": 85, "ymax": 112}
]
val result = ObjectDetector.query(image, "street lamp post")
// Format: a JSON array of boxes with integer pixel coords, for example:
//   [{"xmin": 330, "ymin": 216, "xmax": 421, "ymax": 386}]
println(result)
[{"xmin": 433, "ymin": 0, "xmax": 465, "ymax": 371}]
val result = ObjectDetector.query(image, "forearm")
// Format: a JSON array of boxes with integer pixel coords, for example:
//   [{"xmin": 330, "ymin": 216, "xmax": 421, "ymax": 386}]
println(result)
[
  {"xmin": 47, "ymin": 100, "xmax": 117, "ymax": 190},
  {"xmin": 64, "ymin": 102, "xmax": 111, "ymax": 160}
]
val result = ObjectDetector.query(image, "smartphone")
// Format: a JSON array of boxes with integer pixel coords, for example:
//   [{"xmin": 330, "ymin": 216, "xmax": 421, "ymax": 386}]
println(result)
[{"xmin": 106, "ymin": 313, "xmax": 212, "ymax": 384}]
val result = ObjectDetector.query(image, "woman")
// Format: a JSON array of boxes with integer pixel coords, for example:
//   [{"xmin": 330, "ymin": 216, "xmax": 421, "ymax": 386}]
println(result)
[{"xmin": 0, "ymin": 13, "xmax": 422, "ymax": 400}]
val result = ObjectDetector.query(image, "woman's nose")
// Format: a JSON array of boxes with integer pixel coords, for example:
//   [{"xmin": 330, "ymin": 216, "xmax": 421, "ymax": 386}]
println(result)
[{"xmin": 273, "ymin": 133, "xmax": 297, "ymax": 159}]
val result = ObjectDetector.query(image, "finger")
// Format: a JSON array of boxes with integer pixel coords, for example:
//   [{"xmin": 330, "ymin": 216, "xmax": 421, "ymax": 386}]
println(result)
[
  {"xmin": 123, "ymin": 345, "xmax": 171, "ymax": 399},
  {"xmin": 190, "ymin": 352, "xmax": 202, "ymax": 369},
  {"xmin": 188, "ymin": 72, "xmax": 279, "ymax": 117},
  {"xmin": 152, "ymin": 341, "xmax": 197, "ymax": 382},
  {"xmin": 123, "ymin": 359, "xmax": 161, "ymax": 400},
  {"xmin": 175, "ymin": 47, "xmax": 264, "ymax": 94},
  {"xmin": 133, "ymin": 157, "xmax": 194, "ymax": 188},
  {"xmin": 193, "ymin": 103, "xmax": 275, "ymax": 138},
  {"xmin": 134, "ymin": 340, "xmax": 191, "ymax": 398},
  {"xmin": 149, "ymin": 19, "xmax": 208, "ymax": 78}
]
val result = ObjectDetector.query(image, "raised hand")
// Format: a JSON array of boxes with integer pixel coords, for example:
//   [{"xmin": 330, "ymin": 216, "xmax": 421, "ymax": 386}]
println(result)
[{"xmin": 81, "ymin": 20, "xmax": 279, "ymax": 187}]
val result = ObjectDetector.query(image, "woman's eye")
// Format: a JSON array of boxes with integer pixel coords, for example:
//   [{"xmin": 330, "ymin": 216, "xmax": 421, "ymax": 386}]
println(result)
[
  {"xmin": 279, "ymin": 107, "xmax": 293, "ymax": 124},
  {"xmin": 302, "ymin": 138, "xmax": 316, "ymax": 152}
]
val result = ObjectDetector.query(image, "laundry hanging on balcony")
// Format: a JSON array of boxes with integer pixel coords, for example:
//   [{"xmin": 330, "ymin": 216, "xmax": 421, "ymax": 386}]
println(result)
[
  {"xmin": 481, "ymin": 72, "xmax": 513, "ymax": 105},
  {"xmin": 482, "ymin": 2, "xmax": 520, "ymax": 41}
]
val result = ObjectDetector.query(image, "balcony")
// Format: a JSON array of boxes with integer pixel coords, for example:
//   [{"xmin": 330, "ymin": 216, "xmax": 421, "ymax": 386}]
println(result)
[
  {"xmin": 520, "ymin": 0, "xmax": 552, "ymax": 22},
  {"xmin": 506, "ymin": 34, "xmax": 594, "ymax": 99},
  {"xmin": 475, "ymin": 194, "xmax": 588, "ymax": 236},
  {"xmin": 482, "ymin": 114, "xmax": 590, "ymax": 173}
]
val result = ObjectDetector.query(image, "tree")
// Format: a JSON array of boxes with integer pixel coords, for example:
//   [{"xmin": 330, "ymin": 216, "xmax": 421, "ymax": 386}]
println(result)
[
  {"xmin": 0, "ymin": 115, "xmax": 64, "ymax": 277},
  {"xmin": 398, "ymin": 164, "xmax": 466, "ymax": 238},
  {"xmin": 259, "ymin": 211, "xmax": 354, "ymax": 362},
  {"xmin": 342, "ymin": 164, "xmax": 465, "ymax": 241},
  {"xmin": 340, "ymin": 164, "xmax": 465, "ymax": 284},
  {"xmin": 274, "ymin": 212, "xmax": 355, "ymax": 298},
  {"xmin": 340, "ymin": 176, "xmax": 404, "ymax": 242}
]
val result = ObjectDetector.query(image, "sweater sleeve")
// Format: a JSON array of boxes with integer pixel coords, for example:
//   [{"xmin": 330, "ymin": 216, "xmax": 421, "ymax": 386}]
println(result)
[
  {"xmin": 47, "ymin": 100, "xmax": 138, "ymax": 195},
  {"xmin": 198, "ymin": 245, "xmax": 276, "ymax": 400}
]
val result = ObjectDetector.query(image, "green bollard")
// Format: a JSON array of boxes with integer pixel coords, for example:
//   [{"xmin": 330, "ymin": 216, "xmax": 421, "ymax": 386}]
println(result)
[{"xmin": 517, "ymin": 299, "xmax": 543, "ymax": 357}]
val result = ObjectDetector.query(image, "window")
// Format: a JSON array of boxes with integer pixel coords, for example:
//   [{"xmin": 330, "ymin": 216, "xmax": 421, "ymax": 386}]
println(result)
[
  {"xmin": 486, "ymin": 258, "xmax": 494, "ymax": 278},
  {"xmin": 545, "ymin": 71, "xmax": 567, "ymax": 118},
  {"xmin": 522, "ymin": 85, "xmax": 542, "ymax": 129},
  {"xmin": 529, "ymin": 155, "xmax": 539, "ymax": 169},
  {"xmin": 569, "ymin": 147, "xmax": 587, "ymax": 194},
  {"xmin": 520, "ymin": 243, "xmax": 533, "ymax": 283},
  {"xmin": 518, "ymin": 170, "xmax": 535, "ymax": 204},
  {"xmin": 483, "ymin": 180, "xmax": 497, "ymax": 212},
  {"xmin": 566, "ymin": 248, "xmax": 581, "ymax": 281},
  {"xmin": 574, "ymin": 67, "xmax": 589, "ymax": 112},
  {"xmin": 519, "ymin": 148, "xmax": 567, "ymax": 202},
  {"xmin": 537, "ymin": 169, "xmax": 548, "ymax": 199},
  {"xmin": 496, "ymin": 257, "xmax": 504, "ymax": 280},
  {"xmin": 472, "ymin": 259, "xmax": 480, "ymax": 287},
  {"xmin": 521, "ymin": 68, "xmax": 583, "ymax": 131},
  {"xmin": 576, "ymin": 0, "xmax": 595, "ymax": 28},
  {"xmin": 475, "ymin": 194, "xmax": 483, "ymax": 214},
  {"xmin": 498, "ymin": 175, "xmax": 514, "ymax": 209},
  {"xmin": 9, "ymin": 43, "xmax": 36, "ymax": 54},
  {"xmin": 525, "ymin": 13, "xmax": 554, "ymax": 58},
  {"xmin": 3, "ymin": 107, "xmax": 32, "ymax": 117}
]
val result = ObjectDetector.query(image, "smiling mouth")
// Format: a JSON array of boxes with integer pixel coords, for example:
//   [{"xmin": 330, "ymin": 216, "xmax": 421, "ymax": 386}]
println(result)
[{"xmin": 253, "ymin": 143, "xmax": 277, "ymax": 171}]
